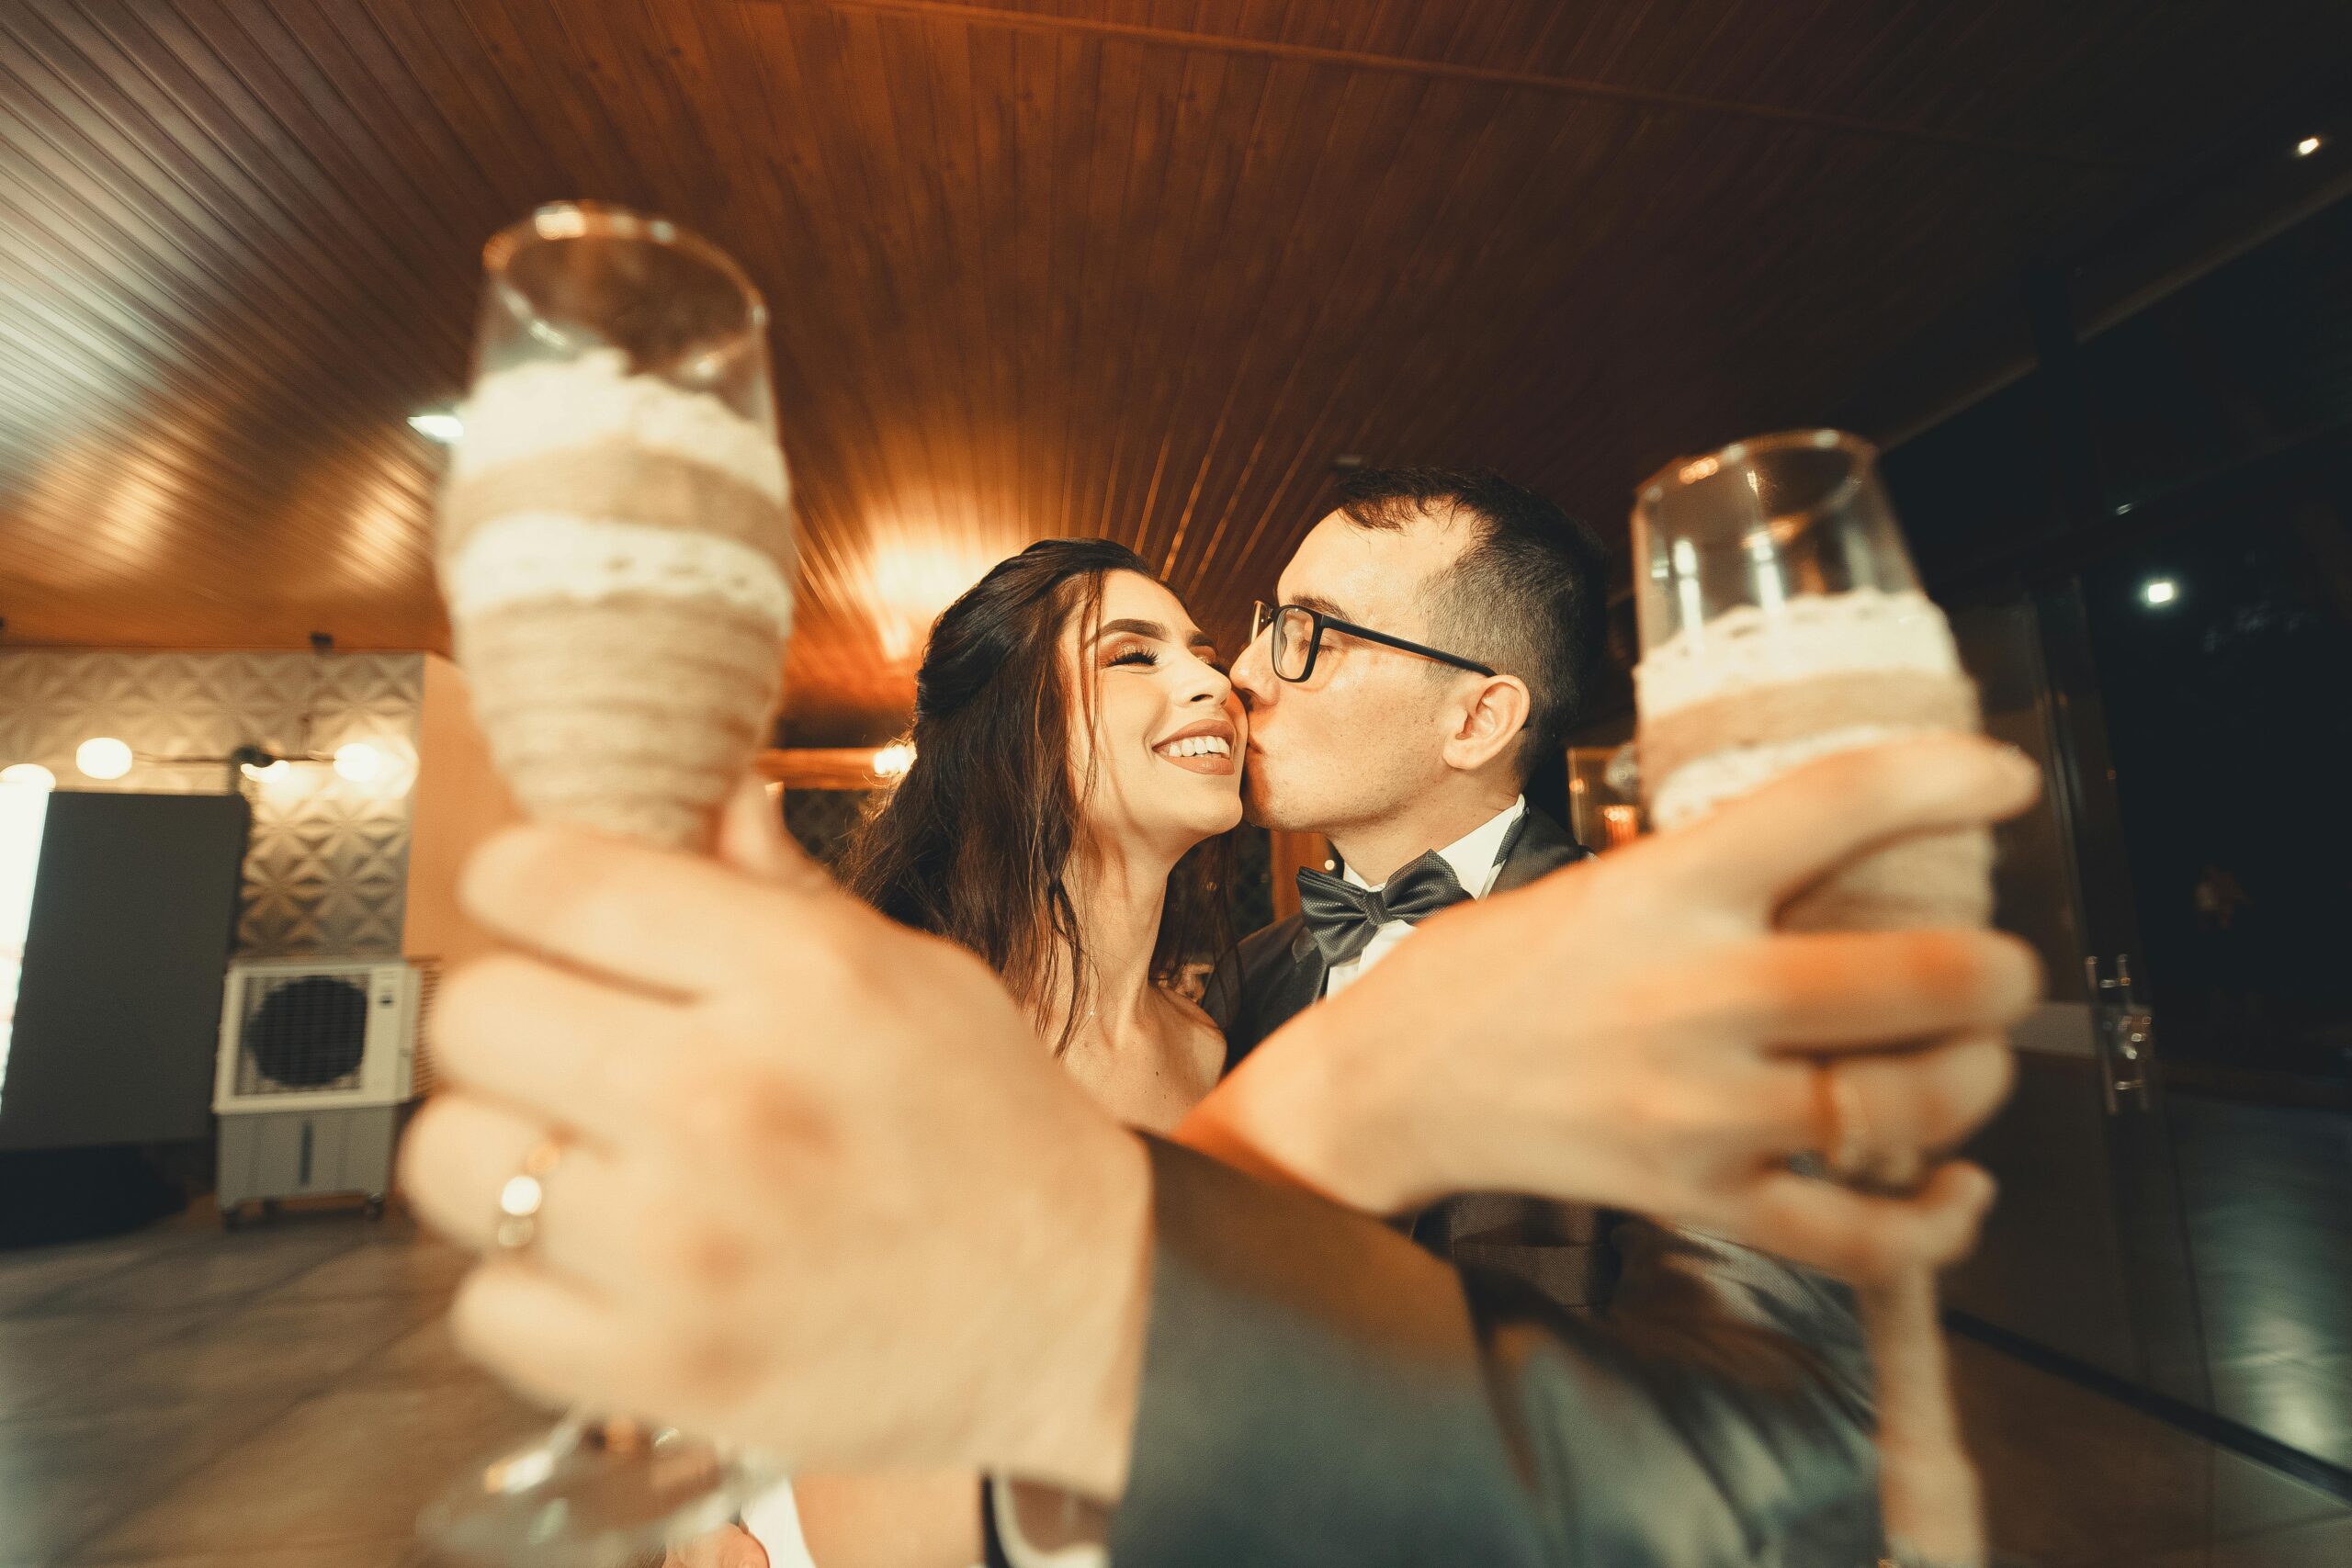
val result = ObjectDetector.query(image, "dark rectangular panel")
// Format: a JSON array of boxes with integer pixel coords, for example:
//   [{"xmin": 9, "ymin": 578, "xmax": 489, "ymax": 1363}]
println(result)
[{"xmin": 0, "ymin": 792, "xmax": 250, "ymax": 1152}]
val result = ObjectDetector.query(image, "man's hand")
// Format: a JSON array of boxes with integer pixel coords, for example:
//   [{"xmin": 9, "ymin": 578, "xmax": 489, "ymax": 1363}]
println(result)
[
  {"xmin": 399, "ymin": 785, "xmax": 1150, "ymax": 1496},
  {"xmin": 662, "ymin": 1523, "xmax": 769, "ymax": 1568},
  {"xmin": 1181, "ymin": 733, "xmax": 2043, "ymax": 1282}
]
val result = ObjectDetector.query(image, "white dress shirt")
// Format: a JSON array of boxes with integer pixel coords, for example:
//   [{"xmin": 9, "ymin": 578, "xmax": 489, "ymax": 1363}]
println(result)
[{"xmin": 1321, "ymin": 796, "xmax": 1527, "ymax": 1002}]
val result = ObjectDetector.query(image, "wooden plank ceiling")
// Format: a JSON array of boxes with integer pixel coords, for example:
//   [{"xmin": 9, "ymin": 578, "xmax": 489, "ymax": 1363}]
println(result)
[{"xmin": 2, "ymin": 0, "xmax": 2346, "ymax": 742}]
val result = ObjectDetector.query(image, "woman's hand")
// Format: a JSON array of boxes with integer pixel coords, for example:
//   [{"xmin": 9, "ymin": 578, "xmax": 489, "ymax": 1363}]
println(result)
[{"xmin": 1180, "ymin": 732, "xmax": 2043, "ymax": 1283}]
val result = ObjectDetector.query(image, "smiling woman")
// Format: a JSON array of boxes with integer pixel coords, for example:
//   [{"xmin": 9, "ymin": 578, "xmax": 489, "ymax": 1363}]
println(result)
[
  {"xmin": 839, "ymin": 538, "xmax": 1240, "ymax": 1061},
  {"xmin": 792, "ymin": 538, "xmax": 1243, "ymax": 1568},
  {"xmin": 1086, "ymin": 596, "xmax": 1246, "ymax": 829}
]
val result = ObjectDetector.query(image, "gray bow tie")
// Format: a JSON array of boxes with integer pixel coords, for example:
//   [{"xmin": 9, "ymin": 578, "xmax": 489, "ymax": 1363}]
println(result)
[{"xmin": 1295, "ymin": 851, "xmax": 1472, "ymax": 969}]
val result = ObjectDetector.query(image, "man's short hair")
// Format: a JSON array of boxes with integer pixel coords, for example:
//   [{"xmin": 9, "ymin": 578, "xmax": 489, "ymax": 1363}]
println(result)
[{"xmin": 1334, "ymin": 466, "xmax": 1610, "ymax": 778}]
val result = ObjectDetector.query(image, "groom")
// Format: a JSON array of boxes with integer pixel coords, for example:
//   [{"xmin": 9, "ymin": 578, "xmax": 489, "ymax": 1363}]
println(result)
[
  {"xmin": 1206, "ymin": 466, "xmax": 1616, "ymax": 1302},
  {"xmin": 1186, "ymin": 467, "xmax": 1883, "ymax": 1558}
]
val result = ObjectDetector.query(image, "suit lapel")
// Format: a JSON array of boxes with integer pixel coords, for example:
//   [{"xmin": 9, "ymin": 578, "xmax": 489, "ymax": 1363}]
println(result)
[
  {"xmin": 1226, "ymin": 811, "xmax": 1581, "ymax": 1070},
  {"xmin": 1233, "ymin": 807, "xmax": 1602, "ymax": 1310},
  {"xmin": 1269, "ymin": 919, "xmax": 1329, "ymax": 1027},
  {"xmin": 1488, "ymin": 807, "xmax": 1590, "ymax": 897},
  {"xmin": 1215, "ymin": 915, "xmax": 1328, "ymax": 1073}
]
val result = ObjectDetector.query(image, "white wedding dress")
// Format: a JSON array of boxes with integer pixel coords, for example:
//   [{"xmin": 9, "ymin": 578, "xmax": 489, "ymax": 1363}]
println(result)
[
  {"xmin": 741, "ymin": 1482, "xmax": 820, "ymax": 1568},
  {"xmin": 742, "ymin": 1480, "xmax": 990, "ymax": 1568}
]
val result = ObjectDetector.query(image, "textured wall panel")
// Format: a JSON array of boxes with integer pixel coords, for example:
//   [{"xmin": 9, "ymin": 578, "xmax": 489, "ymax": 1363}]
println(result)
[
  {"xmin": 781, "ymin": 788, "xmax": 873, "ymax": 871},
  {"xmin": 0, "ymin": 651, "xmax": 424, "ymax": 958}
]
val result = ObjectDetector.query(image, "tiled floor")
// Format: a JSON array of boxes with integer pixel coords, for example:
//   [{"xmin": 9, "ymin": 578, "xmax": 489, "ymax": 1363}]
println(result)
[
  {"xmin": 1954, "ymin": 1336, "xmax": 2352, "ymax": 1566},
  {"xmin": 0, "ymin": 1206, "xmax": 537, "ymax": 1568},
  {"xmin": 1949, "ymin": 1079, "xmax": 2352, "ymax": 1568},
  {"xmin": 3, "ymin": 1202, "xmax": 2349, "ymax": 1566},
  {"xmin": 2170, "ymin": 1094, "xmax": 2352, "ymax": 1470}
]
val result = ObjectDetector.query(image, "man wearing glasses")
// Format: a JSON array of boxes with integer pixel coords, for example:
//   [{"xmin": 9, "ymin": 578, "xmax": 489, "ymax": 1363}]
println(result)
[
  {"xmin": 1195, "ymin": 466, "xmax": 1881, "ymax": 1555},
  {"xmin": 1222, "ymin": 470, "xmax": 1599, "ymax": 1004},
  {"xmin": 1206, "ymin": 467, "xmax": 1613, "ymax": 1294}
]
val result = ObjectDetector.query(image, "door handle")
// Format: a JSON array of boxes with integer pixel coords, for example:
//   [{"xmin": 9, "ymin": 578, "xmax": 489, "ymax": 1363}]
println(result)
[{"xmin": 2086, "ymin": 954, "xmax": 2154, "ymax": 1113}]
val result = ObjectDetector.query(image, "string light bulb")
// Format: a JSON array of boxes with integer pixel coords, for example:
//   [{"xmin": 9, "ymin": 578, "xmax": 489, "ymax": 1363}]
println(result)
[
  {"xmin": 75, "ymin": 738, "xmax": 132, "ymax": 781},
  {"xmin": 333, "ymin": 742, "xmax": 384, "ymax": 783}
]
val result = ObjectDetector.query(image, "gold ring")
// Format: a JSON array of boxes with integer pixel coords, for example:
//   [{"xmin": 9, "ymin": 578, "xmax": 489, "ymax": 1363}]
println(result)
[
  {"xmin": 493, "ymin": 1138, "xmax": 566, "ymax": 1253},
  {"xmin": 1815, "ymin": 1062, "xmax": 1871, "ymax": 1181}
]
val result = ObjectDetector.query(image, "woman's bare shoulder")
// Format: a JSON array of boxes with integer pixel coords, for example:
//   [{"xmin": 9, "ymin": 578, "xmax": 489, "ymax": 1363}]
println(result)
[
  {"xmin": 1158, "ymin": 980, "xmax": 1221, "ymax": 1034},
  {"xmin": 1158, "ymin": 983, "xmax": 1228, "ymax": 1078}
]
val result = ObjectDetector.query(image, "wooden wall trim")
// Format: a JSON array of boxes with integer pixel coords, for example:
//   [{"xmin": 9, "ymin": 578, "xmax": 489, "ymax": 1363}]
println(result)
[{"xmin": 756, "ymin": 747, "xmax": 893, "ymax": 791}]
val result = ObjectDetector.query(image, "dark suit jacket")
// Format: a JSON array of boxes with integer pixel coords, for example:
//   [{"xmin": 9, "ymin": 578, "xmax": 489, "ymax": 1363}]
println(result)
[
  {"xmin": 1203, "ymin": 808, "xmax": 1614, "ymax": 1308},
  {"xmin": 1162, "ymin": 808, "xmax": 1882, "ymax": 1562},
  {"xmin": 1110, "ymin": 1140, "xmax": 1882, "ymax": 1568},
  {"xmin": 1206, "ymin": 806, "xmax": 1591, "ymax": 1068}
]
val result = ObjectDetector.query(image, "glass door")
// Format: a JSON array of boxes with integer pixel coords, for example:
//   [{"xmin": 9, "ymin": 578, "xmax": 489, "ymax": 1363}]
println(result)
[
  {"xmin": 2070, "ymin": 493, "xmax": 2352, "ymax": 1475},
  {"xmin": 1941, "ymin": 587, "xmax": 2212, "ymax": 1406}
]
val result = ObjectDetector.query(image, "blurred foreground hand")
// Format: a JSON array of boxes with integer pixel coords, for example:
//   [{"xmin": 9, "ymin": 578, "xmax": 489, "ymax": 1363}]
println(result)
[
  {"xmin": 1183, "ymin": 730, "xmax": 2043, "ymax": 1282},
  {"xmin": 401, "ymin": 734, "xmax": 2041, "ymax": 1494}
]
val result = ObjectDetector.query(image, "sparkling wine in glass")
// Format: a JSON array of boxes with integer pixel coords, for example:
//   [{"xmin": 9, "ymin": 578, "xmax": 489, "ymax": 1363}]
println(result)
[{"xmin": 419, "ymin": 201, "xmax": 796, "ymax": 1564}]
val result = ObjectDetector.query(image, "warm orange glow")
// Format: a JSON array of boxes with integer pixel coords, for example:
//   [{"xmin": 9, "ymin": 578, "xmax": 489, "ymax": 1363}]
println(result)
[
  {"xmin": 31, "ymin": 438, "xmax": 182, "ymax": 589},
  {"xmin": 1600, "ymin": 804, "xmax": 1643, "ymax": 850},
  {"xmin": 333, "ymin": 457, "xmax": 430, "ymax": 589},
  {"xmin": 810, "ymin": 491, "xmax": 1035, "ymax": 671},
  {"xmin": 855, "ymin": 534, "xmax": 1018, "ymax": 662},
  {"xmin": 756, "ymin": 748, "xmax": 899, "ymax": 791}
]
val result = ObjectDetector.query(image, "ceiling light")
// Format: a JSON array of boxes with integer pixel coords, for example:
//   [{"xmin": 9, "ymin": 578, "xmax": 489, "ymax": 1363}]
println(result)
[
  {"xmin": 0, "ymin": 763, "xmax": 55, "ymax": 792},
  {"xmin": 2296, "ymin": 135, "xmax": 2324, "ymax": 157},
  {"xmin": 75, "ymin": 738, "xmax": 133, "ymax": 781},
  {"xmin": 332, "ymin": 742, "xmax": 384, "ymax": 783},
  {"xmin": 407, "ymin": 412, "xmax": 464, "ymax": 444},
  {"xmin": 2143, "ymin": 579, "xmax": 2178, "ymax": 606},
  {"xmin": 872, "ymin": 741, "xmax": 916, "ymax": 779}
]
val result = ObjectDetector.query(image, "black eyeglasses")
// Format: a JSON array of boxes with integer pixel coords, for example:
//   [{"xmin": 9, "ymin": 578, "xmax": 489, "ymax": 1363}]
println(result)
[{"xmin": 1250, "ymin": 601, "xmax": 1496, "ymax": 683}]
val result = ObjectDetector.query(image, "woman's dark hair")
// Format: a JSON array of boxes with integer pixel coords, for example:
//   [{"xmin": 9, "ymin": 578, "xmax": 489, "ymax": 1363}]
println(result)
[{"xmin": 841, "ymin": 538, "xmax": 1231, "ymax": 1055}]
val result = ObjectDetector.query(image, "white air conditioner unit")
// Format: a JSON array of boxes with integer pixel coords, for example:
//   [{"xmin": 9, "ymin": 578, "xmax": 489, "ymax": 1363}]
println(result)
[{"xmin": 214, "ymin": 957, "xmax": 427, "ymax": 1114}]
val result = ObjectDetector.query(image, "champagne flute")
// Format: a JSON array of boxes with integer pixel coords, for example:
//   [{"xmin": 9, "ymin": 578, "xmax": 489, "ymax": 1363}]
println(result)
[
  {"xmin": 419, "ymin": 202, "xmax": 797, "ymax": 1564},
  {"xmin": 1632, "ymin": 431, "xmax": 1989, "ymax": 1568}
]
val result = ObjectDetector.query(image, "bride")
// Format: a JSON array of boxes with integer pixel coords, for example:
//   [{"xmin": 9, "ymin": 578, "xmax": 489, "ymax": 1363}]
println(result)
[
  {"xmin": 693, "ymin": 536, "xmax": 1248, "ymax": 1568},
  {"xmin": 842, "ymin": 536, "xmax": 1239, "ymax": 1138}
]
